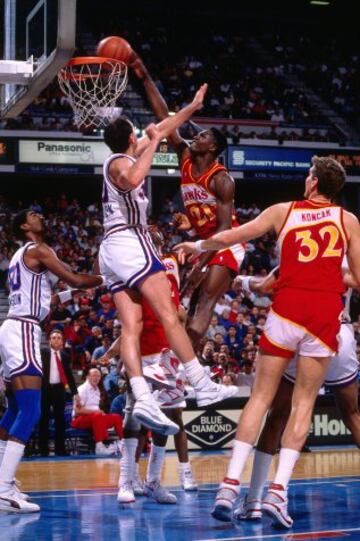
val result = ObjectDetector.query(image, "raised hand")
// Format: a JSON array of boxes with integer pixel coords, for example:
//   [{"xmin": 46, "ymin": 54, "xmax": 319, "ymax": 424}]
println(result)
[{"xmin": 191, "ymin": 83, "xmax": 208, "ymax": 110}]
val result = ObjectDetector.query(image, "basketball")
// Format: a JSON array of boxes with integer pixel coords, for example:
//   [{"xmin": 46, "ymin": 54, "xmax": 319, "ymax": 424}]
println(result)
[{"xmin": 96, "ymin": 36, "xmax": 133, "ymax": 64}]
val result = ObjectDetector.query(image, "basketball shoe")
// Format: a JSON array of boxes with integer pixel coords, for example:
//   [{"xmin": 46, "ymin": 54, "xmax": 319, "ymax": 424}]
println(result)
[
  {"xmin": 211, "ymin": 479, "xmax": 240, "ymax": 522},
  {"xmin": 117, "ymin": 482, "xmax": 135, "ymax": 504},
  {"xmin": 195, "ymin": 380, "xmax": 239, "ymax": 407},
  {"xmin": 262, "ymin": 483, "xmax": 293, "ymax": 528},
  {"xmin": 234, "ymin": 494, "xmax": 262, "ymax": 520},
  {"xmin": 133, "ymin": 397, "xmax": 179, "ymax": 436},
  {"xmin": 179, "ymin": 467, "xmax": 198, "ymax": 492},
  {"xmin": 144, "ymin": 480, "xmax": 177, "ymax": 504},
  {"xmin": 143, "ymin": 363, "xmax": 176, "ymax": 389},
  {"xmin": 0, "ymin": 487, "xmax": 40, "ymax": 513}
]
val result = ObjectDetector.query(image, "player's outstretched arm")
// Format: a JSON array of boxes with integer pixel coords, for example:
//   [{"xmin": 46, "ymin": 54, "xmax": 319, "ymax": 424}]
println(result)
[
  {"xmin": 235, "ymin": 266, "xmax": 279, "ymax": 295},
  {"xmin": 175, "ymin": 204, "xmax": 287, "ymax": 257},
  {"xmin": 30, "ymin": 244, "xmax": 104, "ymax": 289},
  {"xmin": 135, "ymin": 84, "xmax": 208, "ymax": 157},
  {"xmin": 343, "ymin": 211, "xmax": 360, "ymax": 287}
]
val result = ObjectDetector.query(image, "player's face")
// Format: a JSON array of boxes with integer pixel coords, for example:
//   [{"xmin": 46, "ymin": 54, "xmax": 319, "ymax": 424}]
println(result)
[
  {"xmin": 304, "ymin": 165, "xmax": 317, "ymax": 197},
  {"xmin": 25, "ymin": 211, "xmax": 45, "ymax": 234},
  {"xmin": 190, "ymin": 130, "xmax": 214, "ymax": 153}
]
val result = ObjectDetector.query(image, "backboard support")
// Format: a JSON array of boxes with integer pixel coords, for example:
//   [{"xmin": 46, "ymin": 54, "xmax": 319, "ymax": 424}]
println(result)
[{"xmin": 0, "ymin": 0, "xmax": 76, "ymax": 119}]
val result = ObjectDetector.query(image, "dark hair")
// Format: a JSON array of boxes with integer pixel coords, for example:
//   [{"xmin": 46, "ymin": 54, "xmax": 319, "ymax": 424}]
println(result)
[
  {"xmin": 50, "ymin": 329, "xmax": 64, "ymax": 338},
  {"xmin": 103, "ymin": 116, "xmax": 133, "ymax": 153},
  {"xmin": 311, "ymin": 156, "xmax": 346, "ymax": 198},
  {"xmin": 209, "ymin": 127, "xmax": 228, "ymax": 156},
  {"xmin": 12, "ymin": 209, "xmax": 31, "ymax": 241}
]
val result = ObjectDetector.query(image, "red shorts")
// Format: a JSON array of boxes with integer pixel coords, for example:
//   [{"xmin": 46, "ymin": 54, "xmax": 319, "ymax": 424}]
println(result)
[
  {"xmin": 259, "ymin": 288, "xmax": 343, "ymax": 357},
  {"xmin": 208, "ymin": 244, "xmax": 245, "ymax": 274}
]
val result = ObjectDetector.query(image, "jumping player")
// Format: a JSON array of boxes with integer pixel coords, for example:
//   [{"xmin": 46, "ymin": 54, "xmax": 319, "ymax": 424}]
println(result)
[
  {"xmin": 234, "ymin": 262, "xmax": 360, "ymax": 524},
  {"xmin": 130, "ymin": 55, "xmax": 245, "ymax": 352},
  {"xmin": 99, "ymin": 82, "xmax": 237, "ymax": 437},
  {"xmin": 0, "ymin": 210, "xmax": 103, "ymax": 513},
  {"xmin": 118, "ymin": 227, "xmax": 196, "ymax": 504},
  {"xmin": 175, "ymin": 156, "xmax": 360, "ymax": 526}
]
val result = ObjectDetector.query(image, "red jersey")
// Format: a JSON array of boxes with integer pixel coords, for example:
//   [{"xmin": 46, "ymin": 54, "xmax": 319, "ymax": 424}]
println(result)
[
  {"xmin": 140, "ymin": 254, "xmax": 180, "ymax": 356},
  {"xmin": 275, "ymin": 200, "xmax": 347, "ymax": 294},
  {"xmin": 180, "ymin": 158, "xmax": 238, "ymax": 239}
]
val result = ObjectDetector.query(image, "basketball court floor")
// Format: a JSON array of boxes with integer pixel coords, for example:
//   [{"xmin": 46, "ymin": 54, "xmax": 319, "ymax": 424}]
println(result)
[{"xmin": 1, "ymin": 447, "xmax": 359, "ymax": 541}]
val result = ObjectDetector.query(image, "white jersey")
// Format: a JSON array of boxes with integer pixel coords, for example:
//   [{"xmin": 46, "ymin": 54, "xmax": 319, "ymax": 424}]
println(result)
[
  {"xmin": 7, "ymin": 242, "xmax": 53, "ymax": 322},
  {"xmin": 102, "ymin": 153, "xmax": 149, "ymax": 234}
]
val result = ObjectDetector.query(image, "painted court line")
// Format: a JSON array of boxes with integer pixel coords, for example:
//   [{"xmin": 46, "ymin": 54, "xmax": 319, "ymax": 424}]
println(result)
[{"xmin": 196, "ymin": 526, "xmax": 360, "ymax": 541}]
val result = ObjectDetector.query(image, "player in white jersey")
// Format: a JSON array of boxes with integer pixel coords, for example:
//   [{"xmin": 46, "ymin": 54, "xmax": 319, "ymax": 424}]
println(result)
[
  {"xmin": 232, "ymin": 262, "xmax": 360, "ymax": 526},
  {"xmin": 98, "ymin": 78, "xmax": 238, "ymax": 437},
  {"xmin": 0, "ymin": 209, "xmax": 103, "ymax": 513}
]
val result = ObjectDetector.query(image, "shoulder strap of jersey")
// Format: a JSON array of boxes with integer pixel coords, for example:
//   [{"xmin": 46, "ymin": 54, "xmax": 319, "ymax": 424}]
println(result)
[
  {"xmin": 203, "ymin": 162, "xmax": 227, "ymax": 193},
  {"xmin": 277, "ymin": 201, "xmax": 295, "ymax": 238}
]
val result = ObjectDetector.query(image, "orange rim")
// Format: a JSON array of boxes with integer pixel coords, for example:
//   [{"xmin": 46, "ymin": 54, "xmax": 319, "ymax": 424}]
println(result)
[
  {"xmin": 59, "ymin": 56, "xmax": 127, "ymax": 81},
  {"xmin": 64, "ymin": 56, "xmax": 127, "ymax": 67}
]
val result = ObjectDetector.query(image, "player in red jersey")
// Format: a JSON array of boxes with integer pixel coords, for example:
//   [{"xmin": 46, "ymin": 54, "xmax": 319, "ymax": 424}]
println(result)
[
  {"xmin": 118, "ymin": 227, "xmax": 196, "ymax": 505},
  {"xmin": 176, "ymin": 156, "xmax": 360, "ymax": 526},
  {"xmin": 130, "ymin": 56, "xmax": 245, "ymax": 351}
]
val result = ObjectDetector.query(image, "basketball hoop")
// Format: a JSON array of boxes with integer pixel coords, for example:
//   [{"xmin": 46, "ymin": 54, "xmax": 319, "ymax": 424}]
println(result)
[{"xmin": 58, "ymin": 57, "xmax": 128, "ymax": 128}]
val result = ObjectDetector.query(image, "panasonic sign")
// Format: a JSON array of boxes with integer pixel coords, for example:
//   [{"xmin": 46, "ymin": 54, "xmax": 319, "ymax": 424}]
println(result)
[{"xmin": 19, "ymin": 139, "xmax": 110, "ymax": 165}]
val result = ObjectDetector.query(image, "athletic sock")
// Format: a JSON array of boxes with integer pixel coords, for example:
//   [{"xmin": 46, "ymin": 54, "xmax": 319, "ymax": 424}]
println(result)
[
  {"xmin": 183, "ymin": 358, "xmax": 209, "ymax": 389},
  {"xmin": 247, "ymin": 450, "xmax": 273, "ymax": 501},
  {"xmin": 272, "ymin": 448, "xmax": 300, "ymax": 490},
  {"xmin": 179, "ymin": 461, "xmax": 191, "ymax": 472},
  {"xmin": 225, "ymin": 440, "xmax": 253, "ymax": 483},
  {"xmin": 146, "ymin": 444, "xmax": 166, "ymax": 484},
  {"xmin": 130, "ymin": 377, "xmax": 151, "ymax": 401},
  {"xmin": 0, "ymin": 440, "xmax": 25, "ymax": 492},
  {"xmin": 119, "ymin": 438, "xmax": 138, "ymax": 487},
  {"xmin": 0, "ymin": 440, "xmax": 6, "ymax": 469}
]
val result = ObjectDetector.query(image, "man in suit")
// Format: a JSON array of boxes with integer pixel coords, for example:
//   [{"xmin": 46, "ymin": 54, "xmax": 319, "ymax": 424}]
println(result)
[{"xmin": 39, "ymin": 330, "xmax": 79, "ymax": 456}]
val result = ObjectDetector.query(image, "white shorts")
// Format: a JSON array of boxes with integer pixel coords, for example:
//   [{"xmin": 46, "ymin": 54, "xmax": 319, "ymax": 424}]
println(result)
[
  {"xmin": 99, "ymin": 228, "xmax": 164, "ymax": 293},
  {"xmin": 284, "ymin": 324, "xmax": 358, "ymax": 388},
  {"xmin": 262, "ymin": 308, "xmax": 334, "ymax": 359},
  {"xmin": 0, "ymin": 318, "xmax": 42, "ymax": 381}
]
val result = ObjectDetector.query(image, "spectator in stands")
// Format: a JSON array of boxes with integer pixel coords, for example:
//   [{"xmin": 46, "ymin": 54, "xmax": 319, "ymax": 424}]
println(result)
[
  {"xmin": 205, "ymin": 314, "xmax": 226, "ymax": 340},
  {"xmin": 39, "ymin": 330, "xmax": 78, "ymax": 457},
  {"xmin": 71, "ymin": 368, "xmax": 122, "ymax": 455}
]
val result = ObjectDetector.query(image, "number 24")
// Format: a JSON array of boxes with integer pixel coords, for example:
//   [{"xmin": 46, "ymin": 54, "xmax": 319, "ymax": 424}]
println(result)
[{"xmin": 296, "ymin": 225, "xmax": 342, "ymax": 263}]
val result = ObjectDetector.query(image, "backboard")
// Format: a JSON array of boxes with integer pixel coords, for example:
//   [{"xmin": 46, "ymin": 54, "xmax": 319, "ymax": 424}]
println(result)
[{"xmin": 0, "ymin": 0, "xmax": 76, "ymax": 119}]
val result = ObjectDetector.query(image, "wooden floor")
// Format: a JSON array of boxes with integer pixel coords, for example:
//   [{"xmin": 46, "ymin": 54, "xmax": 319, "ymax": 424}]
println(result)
[{"xmin": 17, "ymin": 447, "xmax": 360, "ymax": 492}]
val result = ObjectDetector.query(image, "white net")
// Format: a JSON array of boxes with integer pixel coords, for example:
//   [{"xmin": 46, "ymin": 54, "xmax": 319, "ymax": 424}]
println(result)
[{"xmin": 58, "ymin": 58, "xmax": 128, "ymax": 128}]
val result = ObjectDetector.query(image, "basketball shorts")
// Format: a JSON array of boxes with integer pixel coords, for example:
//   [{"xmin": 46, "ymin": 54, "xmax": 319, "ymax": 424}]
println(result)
[
  {"xmin": 99, "ymin": 228, "xmax": 165, "ymax": 294},
  {"xmin": 259, "ymin": 289, "xmax": 343, "ymax": 358},
  {"xmin": 208, "ymin": 243, "xmax": 245, "ymax": 274},
  {"xmin": 0, "ymin": 318, "xmax": 43, "ymax": 381},
  {"xmin": 284, "ymin": 323, "xmax": 358, "ymax": 388}
]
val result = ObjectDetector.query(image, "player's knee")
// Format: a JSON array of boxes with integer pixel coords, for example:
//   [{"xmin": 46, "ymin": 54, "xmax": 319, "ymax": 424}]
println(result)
[{"xmin": 9, "ymin": 389, "xmax": 41, "ymax": 444}]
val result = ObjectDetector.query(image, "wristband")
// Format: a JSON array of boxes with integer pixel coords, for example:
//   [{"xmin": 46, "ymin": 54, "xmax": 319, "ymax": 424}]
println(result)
[
  {"xmin": 194, "ymin": 240, "xmax": 206, "ymax": 254},
  {"xmin": 239, "ymin": 276, "xmax": 252, "ymax": 294},
  {"xmin": 58, "ymin": 290, "xmax": 73, "ymax": 303},
  {"xmin": 187, "ymin": 228, "xmax": 197, "ymax": 238}
]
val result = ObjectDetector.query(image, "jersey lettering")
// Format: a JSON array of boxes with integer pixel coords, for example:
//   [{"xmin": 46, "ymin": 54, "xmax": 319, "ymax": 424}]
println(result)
[{"xmin": 8, "ymin": 262, "xmax": 21, "ymax": 292}]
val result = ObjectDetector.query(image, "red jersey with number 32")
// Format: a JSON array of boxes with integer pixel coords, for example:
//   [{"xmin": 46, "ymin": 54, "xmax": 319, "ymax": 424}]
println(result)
[
  {"xmin": 275, "ymin": 200, "xmax": 347, "ymax": 294},
  {"xmin": 180, "ymin": 158, "xmax": 238, "ymax": 239},
  {"xmin": 140, "ymin": 254, "xmax": 180, "ymax": 356}
]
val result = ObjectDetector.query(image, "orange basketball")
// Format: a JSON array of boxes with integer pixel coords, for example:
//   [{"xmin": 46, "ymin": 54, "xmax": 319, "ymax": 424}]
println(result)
[{"xmin": 96, "ymin": 36, "xmax": 133, "ymax": 64}]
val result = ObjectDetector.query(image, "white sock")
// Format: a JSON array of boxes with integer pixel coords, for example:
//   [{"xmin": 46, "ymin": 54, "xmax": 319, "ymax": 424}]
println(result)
[
  {"xmin": 183, "ymin": 358, "xmax": 208, "ymax": 389},
  {"xmin": 273, "ymin": 448, "xmax": 300, "ymax": 490},
  {"xmin": 146, "ymin": 444, "xmax": 166, "ymax": 484},
  {"xmin": 248, "ymin": 450, "xmax": 273, "ymax": 501},
  {"xmin": 119, "ymin": 438, "xmax": 138, "ymax": 486},
  {"xmin": 0, "ymin": 440, "xmax": 6, "ymax": 469},
  {"xmin": 135, "ymin": 462, "xmax": 141, "ymax": 479},
  {"xmin": 130, "ymin": 377, "xmax": 151, "ymax": 401},
  {"xmin": 0, "ymin": 440, "xmax": 25, "ymax": 491},
  {"xmin": 179, "ymin": 461, "xmax": 191, "ymax": 472},
  {"xmin": 225, "ymin": 440, "xmax": 253, "ymax": 483}
]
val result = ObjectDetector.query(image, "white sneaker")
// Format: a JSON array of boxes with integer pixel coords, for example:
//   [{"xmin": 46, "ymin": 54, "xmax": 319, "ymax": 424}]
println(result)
[
  {"xmin": 0, "ymin": 488, "xmax": 40, "ymax": 513},
  {"xmin": 179, "ymin": 468, "xmax": 198, "ymax": 492},
  {"xmin": 144, "ymin": 480, "xmax": 177, "ymax": 504},
  {"xmin": 133, "ymin": 397, "xmax": 179, "ymax": 436},
  {"xmin": 133, "ymin": 474, "xmax": 145, "ymax": 496},
  {"xmin": 117, "ymin": 482, "xmax": 135, "ymax": 504},
  {"xmin": 211, "ymin": 479, "xmax": 240, "ymax": 522},
  {"xmin": 234, "ymin": 494, "xmax": 262, "ymax": 520},
  {"xmin": 11, "ymin": 481, "xmax": 31, "ymax": 502},
  {"xmin": 262, "ymin": 484, "xmax": 293, "ymax": 528},
  {"xmin": 143, "ymin": 363, "xmax": 176, "ymax": 389},
  {"xmin": 95, "ymin": 442, "xmax": 116, "ymax": 456},
  {"xmin": 195, "ymin": 380, "xmax": 239, "ymax": 407},
  {"xmin": 155, "ymin": 386, "xmax": 186, "ymax": 408}
]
